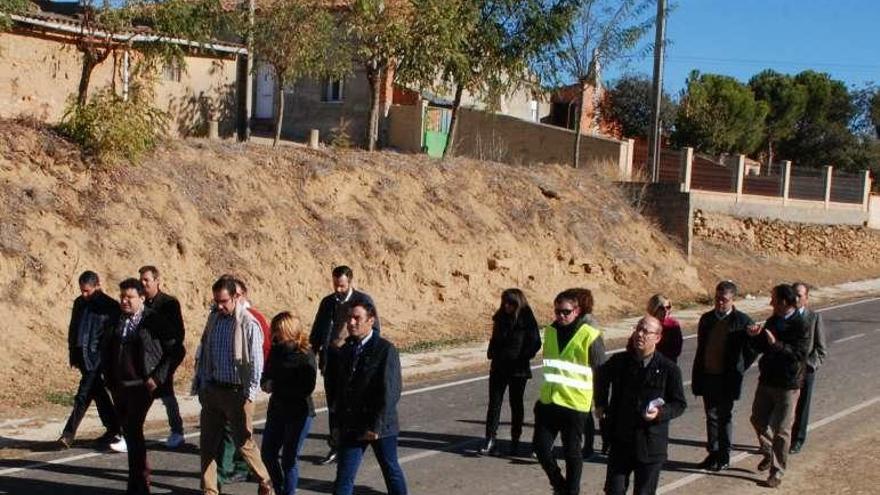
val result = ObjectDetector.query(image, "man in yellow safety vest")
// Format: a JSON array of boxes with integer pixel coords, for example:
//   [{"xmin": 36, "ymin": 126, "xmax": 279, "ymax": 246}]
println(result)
[{"xmin": 533, "ymin": 289, "xmax": 606, "ymax": 495}]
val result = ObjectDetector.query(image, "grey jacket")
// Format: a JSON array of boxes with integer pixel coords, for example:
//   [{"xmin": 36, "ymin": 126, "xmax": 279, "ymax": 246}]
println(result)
[{"xmin": 802, "ymin": 308, "xmax": 828, "ymax": 371}]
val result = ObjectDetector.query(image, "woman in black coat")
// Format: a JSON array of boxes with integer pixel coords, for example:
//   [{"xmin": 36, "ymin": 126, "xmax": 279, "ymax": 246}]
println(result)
[
  {"xmin": 260, "ymin": 311, "xmax": 317, "ymax": 495},
  {"xmin": 479, "ymin": 288, "xmax": 541, "ymax": 456}
]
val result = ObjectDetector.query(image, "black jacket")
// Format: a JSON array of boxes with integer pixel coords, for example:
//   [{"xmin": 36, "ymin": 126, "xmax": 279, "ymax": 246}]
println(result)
[
  {"xmin": 691, "ymin": 307, "xmax": 757, "ymax": 400},
  {"xmin": 103, "ymin": 308, "xmax": 176, "ymax": 390},
  {"xmin": 67, "ymin": 291, "xmax": 120, "ymax": 372},
  {"xmin": 261, "ymin": 343, "xmax": 317, "ymax": 416},
  {"xmin": 327, "ymin": 333, "xmax": 401, "ymax": 441},
  {"xmin": 487, "ymin": 307, "xmax": 541, "ymax": 378},
  {"xmin": 144, "ymin": 291, "xmax": 186, "ymax": 362},
  {"xmin": 595, "ymin": 351, "xmax": 687, "ymax": 463},
  {"xmin": 309, "ymin": 290, "xmax": 380, "ymax": 362},
  {"xmin": 751, "ymin": 312, "xmax": 810, "ymax": 390}
]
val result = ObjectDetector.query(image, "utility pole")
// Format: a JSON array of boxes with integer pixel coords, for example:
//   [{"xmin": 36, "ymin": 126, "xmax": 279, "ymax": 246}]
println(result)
[
  {"xmin": 242, "ymin": 0, "xmax": 255, "ymax": 141},
  {"xmin": 647, "ymin": 0, "xmax": 666, "ymax": 183}
]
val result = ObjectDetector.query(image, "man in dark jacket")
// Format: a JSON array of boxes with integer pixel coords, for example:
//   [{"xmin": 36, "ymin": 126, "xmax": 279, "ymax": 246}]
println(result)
[
  {"xmin": 104, "ymin": 278, "xmax": 176, "ymax": 495},
  {"xmin": 309, "ymin": 265, "xmax": 380, "ymax": 465},
  {"xmin": 139, "ymin": 265, "xmax": 187, "ymax": 449},
  {"xmin": 596, "ymin": 316, "xmax": 687, "ymax": 495},
  {"xmin": 327, "ymin": 300, "xmax": 406, "ymax": 495},
  {"xmin": 691, "ymin": 280, "xmax": 756, "ymax": 471},
  {"xmin": 747, "ymin": 284, "xmax": 810, "ymax": 488},
  {"xmin": 59, "ymin": 270, "xmax": 122, "ymax": 449}
]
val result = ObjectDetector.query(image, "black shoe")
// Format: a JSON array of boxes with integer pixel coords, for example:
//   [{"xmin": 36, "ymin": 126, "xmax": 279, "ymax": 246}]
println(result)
[
  {"xmin": 697, "ymin": 454, "xmax": 717, "ymax": 470},
  {"xmin": 94, "ymin": 430, "xmax": 119, "ymax": 445},
  {"xmin": 478, "ymin": 437, "xmax": 497, "ymax": 456},
  {"xmin": 757, "ymin": 456, "xmax": 772, "ymax": 472},
  {"xmin": 318, "ymin": 449, "xmax": 337, "ymax": 465},
  {"xmin": 789, "ymin": 442, "xmax": 803, "ymax": 454},
  {"xmin": 712, "ymin": 457, "xmax": 730, "ymax": 471},
  {"xmin": 57, "ymin": 434, "xmax": 73, "ymax": 450}
]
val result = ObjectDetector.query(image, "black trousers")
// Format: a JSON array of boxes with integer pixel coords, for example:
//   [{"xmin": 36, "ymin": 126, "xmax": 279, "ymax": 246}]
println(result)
[
  {"xmin": 62, "ymin": 367, "xmax": 120, "ymax": 439},
  {"xmin": 702, "ymin": 375, "xmax": 735, "ymax": 461},
  {"xmin": 484, "ymin": 372, "xmax": 527, "ymax": 439},
  {"xmin": 791, "ymin": 368, "xmax": 816, "ymax": 446},
  {"xmin": 604, "ymin": 445, "xmax": 663, "ymax": 495},
  {"xmin": 113, "ymin": 385, "xmax": 155, "ymax": 495},
  {"xmin": 583, "ymin": 413, "xmax": 595, "ymax": 455},
  {"xmin": 533, "ymin": 402, "xmax": 587, "ymax": 495}
]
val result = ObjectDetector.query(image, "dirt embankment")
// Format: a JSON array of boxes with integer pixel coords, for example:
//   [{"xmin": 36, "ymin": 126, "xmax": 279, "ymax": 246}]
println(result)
[{"xmin": 2, "ymin": 118, "xmax": 880, "ymax": 412}]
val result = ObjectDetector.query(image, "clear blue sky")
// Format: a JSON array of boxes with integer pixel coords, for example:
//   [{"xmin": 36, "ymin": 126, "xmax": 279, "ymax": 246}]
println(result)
[{"xmin": 607, "ymin": 0, "xmax": 880, "ymax": 96}]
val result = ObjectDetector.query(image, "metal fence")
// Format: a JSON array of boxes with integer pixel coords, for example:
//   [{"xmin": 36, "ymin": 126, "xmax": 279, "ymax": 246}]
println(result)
[
  {"xmin": 742, "ymin": 172, "xmax": 783, "ymax": 197},
  {"xmin": 690, "ymin": 155, "xmax": 734, "ymax": 192},
  {"xmin": 830, "ymin": 171, "xmax": 864, "ymax": 204},
  {"xmin": 789, "ymin": 168, "xmax": 826, "ymax": 201}
]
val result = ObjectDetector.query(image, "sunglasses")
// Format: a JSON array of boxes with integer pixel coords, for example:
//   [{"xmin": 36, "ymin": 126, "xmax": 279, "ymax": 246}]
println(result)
[{"xmin": 554, "ymin": 308, "xmax": 575, "ymax": 317}]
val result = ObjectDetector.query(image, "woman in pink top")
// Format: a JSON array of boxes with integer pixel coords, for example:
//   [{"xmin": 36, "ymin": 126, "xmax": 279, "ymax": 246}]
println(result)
[{"xmin": 648, "ymin": 294, "xmax": 683, "ymax": 363}]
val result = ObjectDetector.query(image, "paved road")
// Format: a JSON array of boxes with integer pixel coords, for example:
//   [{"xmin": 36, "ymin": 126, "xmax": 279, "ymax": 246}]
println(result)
[{"xmin": 1, "ymin": 298, "xmax": 879, "ymax": 494}]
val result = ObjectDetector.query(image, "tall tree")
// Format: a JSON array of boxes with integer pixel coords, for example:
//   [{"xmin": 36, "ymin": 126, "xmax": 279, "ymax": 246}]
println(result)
[
  {"xmin": 251, "ymin": 0, "xmax": 349, "ymax": 146},
  {"xmin": 600, "ymin": 73, "xmax": 676, "ymax": 138},
  {"xmin": 344, "ymin": 0, "xmax": 412, "ymax": 151},
  {"xmin": 672, "ymin": 71, "xmax": 768, "ymax": 155},
  {"xmin": 532, "ymin": 0, "xmax": 655, "ymax": 168},
  {"xmin": 777, "ymin": 70, "xmax": 856, "ymax": 169},
  {"xmin": 70, "ymin": 0, "xmax": 231, "ymax": 106},
  {"xmin": 403, "ymin": 0, "xmax": 576, "ymax": 158},
  {"xmin": 748, "ymin": 69, "xmax": 807, "ymax": 166}
]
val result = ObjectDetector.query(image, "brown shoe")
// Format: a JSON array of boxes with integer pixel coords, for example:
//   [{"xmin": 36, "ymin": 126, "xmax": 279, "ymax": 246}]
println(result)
[
  {"xmin": 258, "ymin": 481, "xmax": 276, "ymax": 495},
  {"xmin": 763, "ymin": 475, "xmax": 782, "ymax": 488},
  {"xmin": 757, "ymin": 456, "xmax": 772, "ymax": 472}
]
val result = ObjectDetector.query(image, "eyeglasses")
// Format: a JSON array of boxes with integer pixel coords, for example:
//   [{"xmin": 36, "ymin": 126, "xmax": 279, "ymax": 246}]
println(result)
[
  {"xmin": 554, "ymin": 308, "xmax": 575, "ymax": 317},
  {"xmin": 634, "ymin": 326, "xmax": 661, "ymax": 336}
]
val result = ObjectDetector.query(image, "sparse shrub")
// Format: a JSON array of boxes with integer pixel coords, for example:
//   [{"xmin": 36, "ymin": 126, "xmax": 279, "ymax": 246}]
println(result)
[
  {"xmin": 329, "ymin": 117, "xmax": 353, "ymax": 148},
  {"xmin": 59, "ymin": 85, "xmax": 168, "ymax": 163}
]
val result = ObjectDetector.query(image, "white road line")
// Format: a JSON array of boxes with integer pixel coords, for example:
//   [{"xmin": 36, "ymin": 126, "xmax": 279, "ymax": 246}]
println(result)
[
  {"xmin": 657, "ymin": 395, "xmax": 880, "ymax": 494},
  {"xmin": 3, "ymin": 296, "xmax": 879, "ymax": 478},
  {"xmin": 833, "ymin": 333, "xmax": 866, "ymax": 344}
]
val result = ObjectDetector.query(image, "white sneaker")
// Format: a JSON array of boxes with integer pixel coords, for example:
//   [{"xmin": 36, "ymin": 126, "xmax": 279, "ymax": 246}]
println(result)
[
  {"xmin": 165, "ymin": 432, "xmax": 185, "ymax": 449},
  {"xmin": 108, "ymin": 435, "xmax": 127, "ymax": 453}
]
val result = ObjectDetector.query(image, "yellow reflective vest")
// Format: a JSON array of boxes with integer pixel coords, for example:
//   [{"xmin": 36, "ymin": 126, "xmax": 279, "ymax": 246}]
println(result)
[{"xmin": 539, "ymin": 322, "xmax": 601, "ymax": 412}]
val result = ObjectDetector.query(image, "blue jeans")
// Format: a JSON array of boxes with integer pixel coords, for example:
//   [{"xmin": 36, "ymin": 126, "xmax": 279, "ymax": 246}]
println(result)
[
  {"xmin": 333, "ymin": 435, "xmax": 407, "ymax": 495},
  {"xmin": 260, "ymin": 411, "xmax": 313, "ymax": 495}
]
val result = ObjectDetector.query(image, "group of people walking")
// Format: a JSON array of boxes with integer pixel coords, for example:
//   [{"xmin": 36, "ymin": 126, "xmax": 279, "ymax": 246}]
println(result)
[
  {"xmin": 61, "ymin": 263, "xmax": 826, "ymax": 495},
  {"xmin": 480, "ymin": 281, "xmax": 825, "ymax": 494},
  {"xmin": 62, "ymin": 266, "xmax": 405, "ymax": 495}
]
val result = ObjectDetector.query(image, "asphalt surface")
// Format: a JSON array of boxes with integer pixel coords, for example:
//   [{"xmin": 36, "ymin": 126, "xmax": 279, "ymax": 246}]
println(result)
[{"xmin": 1, "ymin": 298, "xmax": 878, "ymax": 494}]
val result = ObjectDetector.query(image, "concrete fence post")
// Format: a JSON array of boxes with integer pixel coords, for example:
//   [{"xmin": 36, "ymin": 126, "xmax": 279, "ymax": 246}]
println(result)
[
  {"xmin": 735, "ymin": 154, "xmax": 746, "ymax": 202},
  {"xmin": 782, "ymin": 160, "xmax": 792, "ymax": 206},
  {"xmin": 621, "ymin": 138, "xmax": 635, "ymax": 181},
  {"xmin": 862, "ymin": 170, "xmax": 872, "ymax": 212},
  {"xmin": 824, "ymin": 165, "xmax": 833, "ymax": 210},
  {"xmin": 680, "ymin": 147, "xmax": 694, "ymax": 193},
  {"xmin": 309, "ymin": 129, "xmax": 320, "ymax": 149}
]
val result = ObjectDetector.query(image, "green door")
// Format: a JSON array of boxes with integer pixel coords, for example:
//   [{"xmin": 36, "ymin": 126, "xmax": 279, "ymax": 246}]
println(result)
[{"xmin": 423, "ymin": 106, "xmax": 451, "ymax": 158}]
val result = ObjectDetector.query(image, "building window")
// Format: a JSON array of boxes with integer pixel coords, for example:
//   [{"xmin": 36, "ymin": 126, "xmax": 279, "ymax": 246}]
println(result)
[
  {"xmin": 163, "ymin": 61, "xmax": 182, "ymax": 82},
  {"xmin": 322, "ymin": 78, "xmax": 344, "ymax": 102}
]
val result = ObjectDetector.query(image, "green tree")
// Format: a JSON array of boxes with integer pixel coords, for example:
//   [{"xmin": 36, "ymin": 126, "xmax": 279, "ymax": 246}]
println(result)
[
  {"xmin": 403, "ymin": 0, "xmax": 575, "ymax": 158},
  {"xmin": 344, "ymin": 0, "xmax": 412, "ymax": 151},
  {"xmin": 71, "ymin": 0, "xmax": 230, "ymax": 106},
  {"xmin": 251, "ymin": 0, "xmax": 350, "ymax": 147},
  {"xmin": 777, "ymin": 70, "xmax": 856, "ymax": 169},
  {"xmin": 748, "ymin": 69, "xmax": 807, "ymax": 166},
  {"xmin": 533, "ymin": 0, "xmax": 655, "ymax": 168},
  {"xmin": 672, "ymin": 71, "xmax": 767, "ymax": 155},
  {"xmin": 600, "ymin": 73, "xmax": 676, "ymax": 138}
]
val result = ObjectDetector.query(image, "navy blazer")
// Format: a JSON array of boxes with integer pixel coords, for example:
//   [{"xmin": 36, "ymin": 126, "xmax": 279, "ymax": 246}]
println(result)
[{"xmin": 327, "ymin": 333, "xmax": 401, "ymax": 441}]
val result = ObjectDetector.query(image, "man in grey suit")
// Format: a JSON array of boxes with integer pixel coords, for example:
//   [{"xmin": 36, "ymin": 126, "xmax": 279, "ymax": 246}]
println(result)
[{"xmin": 789, "ymin": 282, "xmax": 828, "ymax": 454}]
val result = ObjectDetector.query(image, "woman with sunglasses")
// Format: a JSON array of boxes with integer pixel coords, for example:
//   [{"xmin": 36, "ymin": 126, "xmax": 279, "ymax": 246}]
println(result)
[
  {"xmin": 647, "ymin": 294, "xmax": 683, "ymax": 364},
  {"xmin": 479, "ymin": 288, "xmax": 541, "ymax": 456}
]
